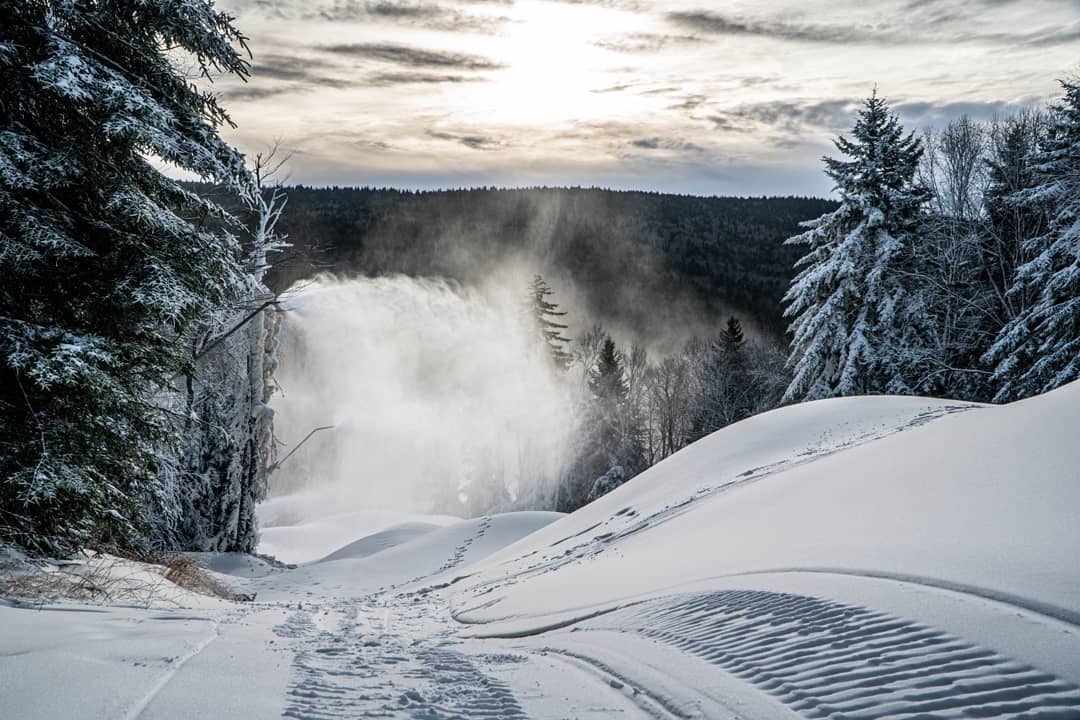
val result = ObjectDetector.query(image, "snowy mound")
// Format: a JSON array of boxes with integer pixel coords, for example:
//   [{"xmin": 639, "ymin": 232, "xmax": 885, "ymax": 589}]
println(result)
[
  {"xmin": 315, "ymin": 521, "xmax": 442, "ymax": 563},
  {"xmin": 429, "ymin": 384, "xmax": 1080, "ymax": 713},
  {"xmin": 255, "ymin": 511, "xmax": 564, "ymax": 600},
  {"xmin": 255, "ymin": 502, "xmax": 461, "ymax": 565},
  {"xmin": 452, "ymin": 386, "xmax": 1080, "ymax": 626}
]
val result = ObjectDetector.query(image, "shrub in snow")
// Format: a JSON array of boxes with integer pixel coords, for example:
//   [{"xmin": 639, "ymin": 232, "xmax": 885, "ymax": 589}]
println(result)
[{"xmin": 587, "ymin": 465, "xmax": 628, "ymax": 502}]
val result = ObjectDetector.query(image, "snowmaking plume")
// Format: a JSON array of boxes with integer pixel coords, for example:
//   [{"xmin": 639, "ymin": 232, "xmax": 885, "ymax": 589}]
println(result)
[{"xmin": 264, "ymin": 272, "xmax": 582, "ymax": 527}]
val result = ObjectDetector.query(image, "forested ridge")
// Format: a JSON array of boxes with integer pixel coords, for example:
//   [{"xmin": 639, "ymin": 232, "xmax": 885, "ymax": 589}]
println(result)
[{"xmin": 197, "ymin": 185, "xmax": 837, "ymax": 338}]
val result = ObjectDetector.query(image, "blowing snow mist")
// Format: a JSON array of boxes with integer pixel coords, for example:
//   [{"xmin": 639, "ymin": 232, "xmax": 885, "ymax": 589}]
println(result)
[{"xmin": 263, "ymin": 273, "xmax": 580, "ymax": 527}]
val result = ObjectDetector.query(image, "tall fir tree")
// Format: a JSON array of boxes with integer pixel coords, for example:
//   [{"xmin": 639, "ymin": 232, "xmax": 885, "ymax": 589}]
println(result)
[
  {"xmin": 782, "ymin": 91, "xmax": 931, "ymax": 402},
  {"xmin": 590, "ymin": 337, "xmax": 628, "ymax": 403},
  {"xmin": 985, "ymin": 80, "xmax": 1080, "ymax": 401},
  {"xmin": 720, "ymin": 315, "xmax": 745, "ymax": 350},
  {"xmin": 0, "ymin": 1, "xmax": 254, "ymax": 553},
  {"xmin": 528, "ymin": 274, "xmax": 573, "ymax": 368}
]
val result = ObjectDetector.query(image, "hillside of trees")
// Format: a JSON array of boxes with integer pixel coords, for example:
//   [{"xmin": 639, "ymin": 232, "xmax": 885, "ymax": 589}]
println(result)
[{"xmin": 201, "ymin": 186, "xmax": 837, "ymax": 341}]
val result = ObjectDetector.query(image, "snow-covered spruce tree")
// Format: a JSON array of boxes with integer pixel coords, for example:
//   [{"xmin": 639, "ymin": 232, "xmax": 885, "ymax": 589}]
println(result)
[
  {"xmin": 528, "ymin": 274, "xmax": 573, "ymax": 369},
  {"xmin": 783, "ymin": 91, "xmax": 931, "ymax": 402},
  {"xmin": 986, "ymin": 80, "xmax": 1080, "ymax": 401},
  {"xmin": 0, "ymin": 2, "xmax": 253, "ymax": 553}
]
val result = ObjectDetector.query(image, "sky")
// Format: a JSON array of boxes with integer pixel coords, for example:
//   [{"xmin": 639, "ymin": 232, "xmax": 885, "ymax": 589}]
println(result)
[{"xmin": 209, "ymin": 0, "xmax": 1079, "ymax": 197}]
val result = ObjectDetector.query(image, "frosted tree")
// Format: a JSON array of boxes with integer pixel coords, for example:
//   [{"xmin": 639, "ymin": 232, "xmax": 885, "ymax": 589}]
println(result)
[
  {"xmin": 912, "ymin": 117, "xmax": 996, "ymax": 399},
  {"xmin": 528, "ymin": 275, "xmax": 573, "ymax": 369},
  {"xmin": 783, "ymin": 91, "xmax": 931, "ymax": 402},
  {"xmin": 986, "ymin": 80, "xmax": 1080, "ymax": 401},
  {"xmin": 154, "ymin": 152, "xmax": 289, "ymax": 552},
  {"xmin": 0, "ymin": 1, "xmax": 253, "ymax": 553}
]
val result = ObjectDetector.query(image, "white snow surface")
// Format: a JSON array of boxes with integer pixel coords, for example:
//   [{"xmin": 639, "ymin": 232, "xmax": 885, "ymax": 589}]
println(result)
[
  {"xmin": 4, "ymin": 385, "xmax": 1080, "ymax": 718},
  {"xmin": 255, "ymin": 497, "xmax": 462, "ymax": 564}
]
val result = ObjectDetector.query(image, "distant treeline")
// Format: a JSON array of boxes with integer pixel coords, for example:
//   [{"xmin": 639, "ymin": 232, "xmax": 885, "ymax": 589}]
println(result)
[{"xmin": 195, "ymin": 185, "xmax": 836, "ymax": 339}]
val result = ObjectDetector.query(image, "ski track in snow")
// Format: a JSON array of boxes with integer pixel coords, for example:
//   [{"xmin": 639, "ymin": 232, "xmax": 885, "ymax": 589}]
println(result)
[
  {"xmin": 577, "ymin": 589, "xmax": 1080, "ymax": 719},
  {"xmin": 268, "ymin": 402, "xmax": 1080, "ymax": 720},
  {"xmin": 121, "ymin": 618, "xmax": 221, "ymax": 720},
  {"xmin": 459, "ymin": 404, "xmax": 978, "ymax": 615},
  {"xmin": 19, "ymin": 399, "xmax": 1072, "ymax": 719},
  {"xmin": 276, "ymin": 521, "xmax": 534, "ymax": 720},
  {"xmin": 278, "ymin": 601, "xmax": 528, "ymax": 720}
]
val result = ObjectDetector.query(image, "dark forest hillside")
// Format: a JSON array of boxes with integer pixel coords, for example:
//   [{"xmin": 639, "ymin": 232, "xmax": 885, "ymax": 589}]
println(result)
[{"xmin": 199, "ymin": 185, "xmax": 836, "ymax": 344}]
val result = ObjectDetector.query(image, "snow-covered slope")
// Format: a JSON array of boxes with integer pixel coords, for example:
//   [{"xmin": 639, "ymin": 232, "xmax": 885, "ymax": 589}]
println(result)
[
  {"xmin": 4, "ymin": 385, "xmax": 1080, "ymax": 719},
  {"xmin": 435, "ymin": 384, "xmax": 1080, "ymax": 716},
  {"xmin": 452, "ymin": 387, "xmax": 1080, "ymax": 628}
]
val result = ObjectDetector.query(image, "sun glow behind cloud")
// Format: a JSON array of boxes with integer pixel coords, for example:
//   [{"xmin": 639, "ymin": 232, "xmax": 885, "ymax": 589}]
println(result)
[
  {"xmin": 483, "ymin": 2, "xmax": 645, "ymax": 126},
  {"xmin": 212, "ymin": 0, "xmax": 1079, "ymax": 195}
]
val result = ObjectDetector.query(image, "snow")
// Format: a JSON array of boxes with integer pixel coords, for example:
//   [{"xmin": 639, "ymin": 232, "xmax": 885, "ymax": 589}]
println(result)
[
  {"xmin": 254, "ymin": 496, "xmax": 462, "ymax": 564},
  {"xmin": 3, "ymin": 384, "xmax": 1080, "ymax": 718}
]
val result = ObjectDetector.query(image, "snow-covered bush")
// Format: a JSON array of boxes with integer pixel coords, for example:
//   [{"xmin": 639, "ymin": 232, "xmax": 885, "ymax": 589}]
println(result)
[{"xmin": 587, "ymin": 465, "xmax": 628, "ymax": 503}]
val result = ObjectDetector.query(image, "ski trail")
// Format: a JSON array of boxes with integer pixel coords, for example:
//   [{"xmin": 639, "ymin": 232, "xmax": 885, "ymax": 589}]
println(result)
[
  {"xmin": 121, "ymin": 620, "xmax": 220, "ymax": 720},
  {"xmin": 281, "ymin": 597, "xmax": 528, "ymax": 720},
  {"xmin": 537, "ymin": 648, "xmax": 687, "ymax": 719},
  {"xmin": 579, "ymin": 589, "xmax": 1080, "ymax": 719}
]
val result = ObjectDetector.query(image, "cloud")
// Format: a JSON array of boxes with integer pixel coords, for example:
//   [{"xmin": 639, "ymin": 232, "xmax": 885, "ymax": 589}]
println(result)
[
  {"xmin": 667, "ymin": 10, "xmax": 880, "ymax": 44},
  {"xmin": 893, "ymin": 97, "xmax": 1045, "ymax": 127},
  {"xmin": 364, "ymin": 71, "xmax": 485, "ymax": 86},
  {"xmin": 543, "ymin": 0, "xmax": 649, "ymax": 9},
  {"xmin": 703, "ymin": 95, "xmax": 1047, "ymax": 147},
  {"xmin": 245, "ymin": 53, "xmax": 356, "ymax": 90},
  {"xmin": 593, "ymin": 32, "xmax": 701, "ymax": 53},
  {"xmin": 629, "ymin": 137, "xmax": 704, "ymax": 152},
  {"xmin": 591, "ymin": 82, "xmax": 637, "ymax": 94},
  {"xmin": 220, "ymin": 84, "xmax": 304, "ymax": 101},
  {"xmin": 708, "ymin": 98, "xmax": 861, "ymax": 134},
  {"xmin": 667, "ymin": 7, "xmax": 1080, "ymax": 48},
  {"xmin": 250, "ymin": 54, "xmax": 328, "ymax": 82},
  {"xmin": 339, "ymin": 1, "xmax": 510, "ymax": 33},
  {"xmin": 667, "ymin": 94, "xmax": 708, "ymax": 111},
  {"xmin": 427, "ymin": 130, "xmax": 504, "ymax": 150},
  {"xmin": 320, "ymin": 42, "xmax": 505, "ymax": 70}
]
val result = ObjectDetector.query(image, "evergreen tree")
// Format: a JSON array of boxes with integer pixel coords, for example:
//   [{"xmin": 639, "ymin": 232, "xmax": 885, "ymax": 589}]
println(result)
[
  {"xmin": 0, "ymin": 1, "xmax": 253, "ymax": 553},
  {"xmin": 782, "ymin": 91, "xmax": 931, "ymax": 402},
  {"xmin": 720, "ymin": 315, "xmax": 745, "ymax": 350},
  {"xmin": 986, "ymin": 80, "xmax": 1080, "ymax": 401},
  {"xmin": 590, "ymin": 337, "xmax": 628, "ymax": 403},
  {"xmin": 528, "ymin": 275, "xmax": 573, "ymax": 368}
]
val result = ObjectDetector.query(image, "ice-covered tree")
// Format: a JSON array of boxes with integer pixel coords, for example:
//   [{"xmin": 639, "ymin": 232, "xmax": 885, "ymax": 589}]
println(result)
[
  {"xmin": 986, "ymin": 80, "xmax": 1080, "ymax": 401},
  {"xmin": 528, "ymin": 275, "xmax": 573, "ymax": 369},
  {"xmin": 783, "ymin": 91, "xmax": 931, "ymax": 402},
  {"xmin": 0, "ymin": 1, "xmax": 254, "ymax": 553},
  {"xmin": 154, "ymin": 153, "xmax": 289, "ymax": 552}
]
